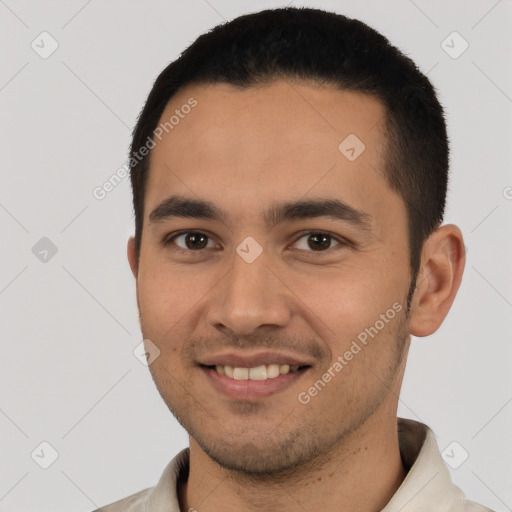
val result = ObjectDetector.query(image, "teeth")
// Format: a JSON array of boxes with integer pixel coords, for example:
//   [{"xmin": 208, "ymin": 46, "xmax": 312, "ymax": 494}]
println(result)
[
  {"xmin": 212, "ymin": 363, "xmax": 304, "ymax": 380},
  {"xmin": 233, "ymin": 367, "xmax": 249, "ymax": 380},
  {"xmin": 248, "ymin": 365, "xmax": 267, "ymax": 380},
  {"xmin": 267, "ymin": 364, "xmax": 280, "ymax": 378}
]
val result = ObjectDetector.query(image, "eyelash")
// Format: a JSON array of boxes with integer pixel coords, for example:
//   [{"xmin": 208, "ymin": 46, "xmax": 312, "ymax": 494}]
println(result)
[{"xmin": 162, "ymin": 230, "xmax": 350, "ymax": 255}]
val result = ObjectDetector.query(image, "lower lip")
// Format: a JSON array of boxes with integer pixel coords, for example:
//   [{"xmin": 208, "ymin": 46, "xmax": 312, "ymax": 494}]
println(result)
[{"xmin": 201, "ymin": 366, "xmax": 309, "ymax": 400}]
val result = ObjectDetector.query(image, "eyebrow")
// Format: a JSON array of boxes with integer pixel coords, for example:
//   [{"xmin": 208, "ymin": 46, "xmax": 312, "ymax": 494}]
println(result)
[{"xmin": 148, "ymin": 194, "xmax": 373, "ymax": 232}]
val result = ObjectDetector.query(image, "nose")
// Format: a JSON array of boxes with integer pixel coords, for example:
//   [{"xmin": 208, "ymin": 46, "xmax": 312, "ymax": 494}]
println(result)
[{"xmin": 206, "ymin": 246, "xmax": 292, "ymax": 336}]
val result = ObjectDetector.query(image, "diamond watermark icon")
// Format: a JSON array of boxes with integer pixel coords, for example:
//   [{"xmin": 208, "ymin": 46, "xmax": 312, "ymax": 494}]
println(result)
[
  {"xmin": 31, "ymin": 441, "xmax": 59, "ymax": 469},
  {"xmin": 32, "ymin": 237, "xmax": 58, "ymax": 263},
  {"xmin": 134, "ymin": 338, "xmax": 161, "ymax": 366},
  {"xmin": 441, "ymin": 440, "xmax": 469, "ymax": 469},
  {"xmin": 339, "ymin": 134, "xmax": 365, "ymax": 161},
  {"xmin": 31, "ymin": 31, "xmax": 59, "ymax": 59},
  {"xmin": 236, "ymin": 236, "xmax": 263, "ymax": 263},
  {"xmin": 441, "ymin": 31, "xmax": 469, "ymax": 59}
]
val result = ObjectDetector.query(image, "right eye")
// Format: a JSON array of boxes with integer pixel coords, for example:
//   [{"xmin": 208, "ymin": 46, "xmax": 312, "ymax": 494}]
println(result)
[{"xmin": 164, "ymin": 231, "xmax": 219, "ymax": 252}]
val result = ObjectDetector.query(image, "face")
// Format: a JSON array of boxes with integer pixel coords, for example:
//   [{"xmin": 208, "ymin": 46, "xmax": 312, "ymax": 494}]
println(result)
[{"xmin": 130, "ymin": 79, "xmax": 414, "ymax": 474}]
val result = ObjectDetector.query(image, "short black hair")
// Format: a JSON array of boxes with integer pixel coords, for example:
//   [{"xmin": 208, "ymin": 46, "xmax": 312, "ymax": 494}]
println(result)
[{"xmin": 129, "ymin": 6, "xmax": 449, "ymax": 309}]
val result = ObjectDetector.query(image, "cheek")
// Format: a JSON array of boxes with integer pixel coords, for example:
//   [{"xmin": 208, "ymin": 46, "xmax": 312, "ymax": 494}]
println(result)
[
  {"xmin": 288, "ymin": 264, "xmax": 407, "ymax": 353},
  {"xmin": 137, "ymin": 262, "xmax": 202, "ymax": 341},
  {"xmin": 295, "ymin": 272, "xmax": 407, "ymax": 405}
]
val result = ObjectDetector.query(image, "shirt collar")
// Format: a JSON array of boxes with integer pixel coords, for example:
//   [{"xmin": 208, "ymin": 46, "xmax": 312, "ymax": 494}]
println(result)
[{"xmin": 381, "ymin": 418, "xmax": 465, "ymax": 511}]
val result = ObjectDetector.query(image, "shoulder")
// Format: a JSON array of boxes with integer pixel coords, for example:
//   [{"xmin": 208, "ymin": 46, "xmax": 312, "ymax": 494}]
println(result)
[{"xmin": 89, "ymin": 448, "xmax": 190, "ymax": 511}]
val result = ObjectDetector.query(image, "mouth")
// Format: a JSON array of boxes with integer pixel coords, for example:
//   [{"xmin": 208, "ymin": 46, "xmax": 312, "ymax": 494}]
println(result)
[{"xmin": 200, "ymin": 363, "xmax": 312, "ymax": 400}]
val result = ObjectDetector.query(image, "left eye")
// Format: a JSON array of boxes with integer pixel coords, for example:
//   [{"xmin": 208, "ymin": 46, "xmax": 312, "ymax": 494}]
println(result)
[{"xmin": 293, "ymin": 232, "xmax": 342, "ymax": 252}]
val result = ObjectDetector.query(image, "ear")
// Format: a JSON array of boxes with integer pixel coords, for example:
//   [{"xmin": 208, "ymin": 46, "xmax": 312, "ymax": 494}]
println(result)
[
  {"xmin": 408, "ymin": 224, "xmax": 466, "ymax": 337},
  {"xmin": 127, "ymin": 236, "xmax": 143, "ymax": 327},
  {"xmin": 127, "ymin": 236, "xmax": 138, "ymax": 279}
]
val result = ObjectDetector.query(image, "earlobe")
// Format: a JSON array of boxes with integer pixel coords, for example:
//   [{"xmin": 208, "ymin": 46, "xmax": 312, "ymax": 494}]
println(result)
[
  {"xmin": 127, "ymin": 236, "xmax": 139, "ymax": 279},
  {"xmin": 408, "ymin": 224, "xmax": 466, "ymax": 337}
]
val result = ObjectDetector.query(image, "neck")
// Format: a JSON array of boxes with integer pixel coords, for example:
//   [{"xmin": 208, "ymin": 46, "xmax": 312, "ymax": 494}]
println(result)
[{"xmin": 178, "ymin": 411, "xmax": 407, "ymax": 512}]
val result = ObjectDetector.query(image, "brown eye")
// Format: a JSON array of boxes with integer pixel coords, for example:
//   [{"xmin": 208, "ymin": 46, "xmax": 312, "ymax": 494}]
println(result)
[
  {"xmin": 184, "ymin": 232, "xmax": 208, "ymax": 250},
  {"xmin": 308, "ymin": 233, "xmax": 332, "ymax": 250},
  {"xmin": 166, "ymin": 232, "xmax": 215, "ymax": 251},
  {"xmin": 294, "ymin": 232, "xmax": 342, "ymax": 252}
]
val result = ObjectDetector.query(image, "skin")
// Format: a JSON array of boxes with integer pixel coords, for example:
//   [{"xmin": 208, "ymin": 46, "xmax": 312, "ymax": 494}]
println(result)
[{"xmin": 127, "ymin": 79, "xmax": 465, "ymax": 512}]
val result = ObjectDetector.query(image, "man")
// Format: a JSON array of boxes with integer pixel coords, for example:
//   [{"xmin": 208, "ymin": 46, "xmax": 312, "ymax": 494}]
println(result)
[{"xmin": 95, "ymin": 6, "xmax": 494, "ymax": 512}]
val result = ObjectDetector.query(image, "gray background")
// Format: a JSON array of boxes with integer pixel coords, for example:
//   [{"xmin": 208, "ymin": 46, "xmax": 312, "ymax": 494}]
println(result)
[{"xmin": 0, "ymin": 0, "xmax": 511, "ymax": 510}]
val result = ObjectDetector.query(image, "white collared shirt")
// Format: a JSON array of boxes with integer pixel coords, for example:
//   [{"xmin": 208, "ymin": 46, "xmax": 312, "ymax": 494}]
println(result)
[{"xmin": 93, "ymin": 418, "xmax": 495, "ymax": 511}]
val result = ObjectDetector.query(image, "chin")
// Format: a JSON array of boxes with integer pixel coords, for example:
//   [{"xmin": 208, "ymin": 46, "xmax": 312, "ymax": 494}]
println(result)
[
  {"xmin": 204, "ymin": 445, "xmax": 300, "ymax": 475},
  {"xmin": 193, "ymin": 431, "xmax": 321, "ymax": 476}
]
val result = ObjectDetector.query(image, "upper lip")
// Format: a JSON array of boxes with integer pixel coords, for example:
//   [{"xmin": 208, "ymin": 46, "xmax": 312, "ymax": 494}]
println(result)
[{"xmin": 198, "ymin": 351, "xmax": 314, "ymax": 368}]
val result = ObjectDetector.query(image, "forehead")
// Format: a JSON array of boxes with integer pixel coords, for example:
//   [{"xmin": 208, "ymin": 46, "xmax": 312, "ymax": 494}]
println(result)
[{"xmin": 146, "ymin": 79, "xmax": 397, "ymax": 227}]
